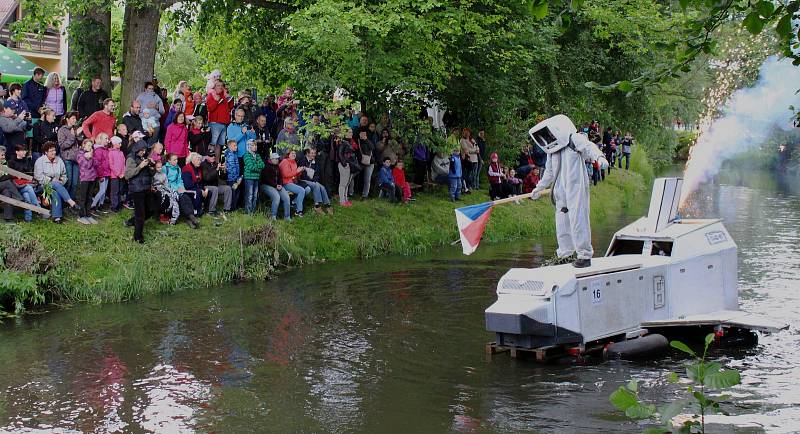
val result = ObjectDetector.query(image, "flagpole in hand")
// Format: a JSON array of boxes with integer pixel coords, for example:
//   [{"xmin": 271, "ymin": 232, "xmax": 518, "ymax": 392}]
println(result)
[{"xmin": 454, "ymin": 189, "xmax": 551, "ymax": 255}]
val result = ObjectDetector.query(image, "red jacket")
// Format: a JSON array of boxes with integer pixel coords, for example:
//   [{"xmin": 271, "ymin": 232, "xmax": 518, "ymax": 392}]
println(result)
[
  {"xmin": 206, "ymin": 92, "xmax": 233, "ymax": 125},
  {"xmin": 392, "ymin": 166, "xmax": 406, "ymax": 185},
  {"xmin": 82, "ymin": 110, "xmax": 116, "ymax": 139},
  {"xmin": 279, "ymin": 158, "xmax": 302, "ymax": 185},
  {"xmin": 164, "ymin": 123, "xmax": 189, "ymax": 157}
]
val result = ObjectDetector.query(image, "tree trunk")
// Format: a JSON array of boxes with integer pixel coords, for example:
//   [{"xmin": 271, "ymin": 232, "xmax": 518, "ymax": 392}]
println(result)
[
  {"xmin": 67, "ymin": 8, "xmax": 111, "ymax": 90},
  {"xmin": 120, "ymin": 2, "xmax": 163, "ymax": 113}
]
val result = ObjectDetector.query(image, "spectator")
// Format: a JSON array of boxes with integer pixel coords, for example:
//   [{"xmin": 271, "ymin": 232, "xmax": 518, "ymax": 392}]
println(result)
[
  {"xmin": 206, "ymin": 80, "xmax": 233, "ymax": 160},
  {"xmin": 89, "ymin": 133, "xmax": 111, "ymax": 213},
  {"xmin": 152, "ymin": 159, "xmax": 179, "ymax": 225},
  {"xmin": 618, "ymin": 132, "xmax": 633, "ymax": 170},
  {"xmin": 108, "ymin": 136, "xmax": 126, "ymax": 212},
  {"xmin": 253, "ymin": 114, "xmax": 272, "ymax": 161},
  {"xmin": 392, "ymin": 159, "xmax": 412, "ymax": 203},
  {"xmin": 21, "ymin": 67, "xmax": 46, "ymax": 119},
  {"xmin": 57, "ymin": 112, "xmax": 80, "ymax": 200},
  {"xmin": 149, "ymin": 141, "xmax": 164, "ymax": 164},
  {"xmin": 260, "ymin": 96, "xmax": 277, "ymax": 137},
  {"xmin": 517, "ymin": 143, "xmax": 536, "ymax": 177},
  {"xmin": 122, "ymin": 100, "xmax": 146, "ymax": 139},
  {"xmin": 487, "ymin": 152, "xmax": 506, "ymax": 200},
  {"xmin": 448, "ymin": 147, "xmax": 462, "ymax": 201},
  {"xmin": 200, "ymin": 153, "xmax": 232, "ymax": 215},
  {"xmin": 377, "ymin": 157, "xmax": 402, "ymax": 202},
  {"xmin": 0, "ymin": 102, "xmax": 29, "ymax": 149},
  {"xmin": 76, "ymin": 77, "xmax": 108, "ymax": 120},
  {"xmin": 411, "ymin": 137, "xmax": 429, "ymax": 186},
  {"xmin": 141, "ymin": 108, "xmax": 159, "ymax": 144},
  {"xmin": 274, "ymin": 118, "xmax": 299, "ymax": 155},
  {"xmin": 336, "ymin": 130, "xmax": 357, "ymax": 207},
  {"xmin": 260, "ymin": 152, "xmax": 291, "ymax": 220},
  {"xmin": 235, "ymin": 92, "xmax": 258, "ymax": 126},
  {"xmin": 191, "ymin": 92, "xmax": 207, "ymax": 125},
  {"xmin": 460, "ymin": 127, "xmax": 479, "ymax": 190},
  {"xmin": 357, "ymin": 130, "xmax": 375, "ymax": 199},
  {"xmin": 164, "ymin": 99, "xmax": 183, "ymax": 130},
  {"xmin": 164, "ymin": 152, "xmax": 198, "ymax": 228},
  {"xmin": 42, "ymin": 72, "xmax": 66, "ymax": 122},
  {"xmin": 188, "ymin": 116, "xmax": 211, "ymax": 156},
  {"xmin": 298, "ymin": 147, "xmax": 332, "ymax": 214},
  {"xmin": 181, "ymin": 152, "xmax": 208, "ymax": 216},
  {"xmin": 70, "ymin": 79, "xmax": 84, "ymax": 112},
  {"xmin": 0, "ymin": 145, "xmax": 24, "ymax": 223},
  {"xmin": 475, "ymin": 129, "xmax": 487, "ymax": 189},
  {"xmin": 8, "ymin": 143, "xmax": 38, "ymax": 222},
  {"xmin": 172, "ymin": 81, "xmax": 188, "ymax": 112},
  {"xmin": 164, "ymin": 112, "xmax": 189, "ymax": 166},
  {"xmin": 82, "ymin": 98, "xmax": 116, "ymax": 140},
  {"xmin": 523, "ymin": 167, "xmax": 540, "ymax": 194},
  {"xmin": 227, "ymin": 108, "xmax": 255, "ymax": 159},
  {"xmin": 278, "ymin": 149, "xmax": 306, "ymax": 217},
  {"xmin": 224, "ymin": 140, "xmax": 242, "ymax": 209},
  {"xmin": 242, "ymin": 140, "xmax": 264, "ymax": 214},
  {"xmin": 76, "ymin": 138, "xmax": 98, "ymax": 224},
  {"xmin": 5, "ymin": 83, "xmax": 28, "ymax": 116},
  {"xmin": 136, "ymin": 82, "xmax": 165, "ymax": 118},
  {"xmin": 507, "ymin": 168, "xmax": 522, "ymax": 195},
  {"xmin": 32, "ymin": 108, "xmax": 58, "ymax": 157},
  {"xmin": 115, "ymin": 123, "xmax": 130, "ymax": 154},
  {"xmin": 34, "ymin": 142, "xmax": 76, "ymax": 223},
  {"xmin": 125, "ymin": 140, "xmax": 157, "ymax": 241}
]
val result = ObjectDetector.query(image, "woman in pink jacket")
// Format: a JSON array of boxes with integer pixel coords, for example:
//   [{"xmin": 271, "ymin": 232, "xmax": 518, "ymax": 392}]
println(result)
[{"xmin": 164, "ymin": 112, "xmax": 189, "ymax": 166}]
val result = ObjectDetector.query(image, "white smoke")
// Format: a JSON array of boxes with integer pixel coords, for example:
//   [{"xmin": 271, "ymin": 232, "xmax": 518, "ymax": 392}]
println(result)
[{"xmin": 680, "ymin": 56, "xmax": 800, "ymax": 207}]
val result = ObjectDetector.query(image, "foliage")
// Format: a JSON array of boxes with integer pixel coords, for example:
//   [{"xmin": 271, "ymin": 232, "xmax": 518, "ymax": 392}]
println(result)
[{"xmin": 610, "ymin": 333, "xmax": 741, "ymax": 433}]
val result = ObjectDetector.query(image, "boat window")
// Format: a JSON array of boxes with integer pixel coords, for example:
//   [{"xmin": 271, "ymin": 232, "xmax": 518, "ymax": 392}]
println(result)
[
  {"xmin": 607, "ymin": 239, "xmax": 645, "ymax": 256},
  {"xmin": 651, "ymin": 241, "xmax": 673, "ymax": 257}
]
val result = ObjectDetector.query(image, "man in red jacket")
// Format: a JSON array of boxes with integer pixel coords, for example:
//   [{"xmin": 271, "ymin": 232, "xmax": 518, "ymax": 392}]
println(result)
[
  {"xmin": 82, "ymin": 98, "xmax": 117, "ymax": 140},
  {"xmin": 205, "ymin": 80, "xmax": 233, "ymax": 161}
]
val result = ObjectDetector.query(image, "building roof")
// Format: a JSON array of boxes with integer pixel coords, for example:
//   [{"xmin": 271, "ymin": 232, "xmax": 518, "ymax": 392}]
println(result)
[{"xmin": 0, "ymin": 0, "xmax": 16, "ymax": 30}]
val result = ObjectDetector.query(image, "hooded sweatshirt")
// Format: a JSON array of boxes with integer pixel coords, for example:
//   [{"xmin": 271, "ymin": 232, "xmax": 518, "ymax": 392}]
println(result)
[
  {"xmin": 136, "ymin": 89, "xmax": 165, "ymax": 116},
  {"xmin": 93, "ymin": 143, "xmax": 111, "ymax": 178},
  {"xmin": 77, "ymin": 148, "xmax": 97, "ymax": 182}
]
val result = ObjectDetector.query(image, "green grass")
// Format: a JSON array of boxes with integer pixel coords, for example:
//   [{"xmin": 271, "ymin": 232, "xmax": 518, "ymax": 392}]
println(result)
[{"xmin": 0, "ymin": 168, "xmax": 647, "ymax": 311}]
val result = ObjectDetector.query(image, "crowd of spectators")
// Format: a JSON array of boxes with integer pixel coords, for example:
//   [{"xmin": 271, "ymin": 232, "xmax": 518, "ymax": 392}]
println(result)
[{"xmin": 0, "ymin": 69, "xmax": 634, "ymax": 243}]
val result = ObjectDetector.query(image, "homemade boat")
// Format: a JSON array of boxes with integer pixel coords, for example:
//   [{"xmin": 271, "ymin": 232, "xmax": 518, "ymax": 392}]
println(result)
[{"xmin": 485, "ymin": 177, "xmax": 788, "ymax": 360}]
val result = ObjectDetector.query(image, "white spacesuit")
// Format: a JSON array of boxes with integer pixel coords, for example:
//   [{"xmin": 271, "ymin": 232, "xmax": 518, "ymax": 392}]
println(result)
[{"xmin": 529, "ymin": 115, "xmax": 607, "ymax": 268}]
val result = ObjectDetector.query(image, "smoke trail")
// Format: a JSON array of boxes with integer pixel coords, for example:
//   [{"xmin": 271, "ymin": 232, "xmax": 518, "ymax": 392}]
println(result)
[{"xmin": 679, "ymin": 56, "xmax": 800, "ymax": 207}]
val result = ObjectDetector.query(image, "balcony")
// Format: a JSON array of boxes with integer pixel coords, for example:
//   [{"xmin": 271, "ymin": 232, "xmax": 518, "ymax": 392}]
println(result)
[{"xmin": 0, "ymin": 27, "xmax": 59, "ymax": 55}]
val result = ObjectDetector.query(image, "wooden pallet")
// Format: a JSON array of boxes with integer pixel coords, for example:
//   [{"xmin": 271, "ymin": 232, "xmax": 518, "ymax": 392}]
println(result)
[{"xmin": 485, "ymin": 342, "xmax": 567, "ymax": 362}]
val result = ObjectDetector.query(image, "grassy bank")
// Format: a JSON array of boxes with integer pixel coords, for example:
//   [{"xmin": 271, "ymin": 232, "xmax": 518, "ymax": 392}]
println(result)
[{"xmin": 0, "ymin": 165, "xmax": 649, "ymax": 313}]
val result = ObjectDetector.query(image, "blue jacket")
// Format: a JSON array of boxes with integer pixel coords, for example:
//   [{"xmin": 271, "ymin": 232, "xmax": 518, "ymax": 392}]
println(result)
[
  {"xmin": 224, "ymin": 149, "xmax": 241, "ymax": 181},
  {"xmin": 448, "ymin": 154, "xmax": 462, "ymax": 178},
  {"xmin": 378, "ymin": 165, "xmax": 394, "ymax": 186},
  {"xmin": 163, "ymin": 163, "xmax": 184, "ymax": 191},
  {"xmin": 21, "ymin": 78, "xmax": 45, "ymax": 116},
  {"xmin": 226, "ymin": 122, "xmax": 256, "ymax": 158}
]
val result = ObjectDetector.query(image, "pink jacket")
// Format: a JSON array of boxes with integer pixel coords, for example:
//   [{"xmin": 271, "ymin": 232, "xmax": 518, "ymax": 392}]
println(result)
[
  {"xmin": 108, "ymin": 148, "xmax": 126, "ymax": 178},
  {"xmin": 93, "ymin": 145, "xmax": 111, "ymax": 178},
  {"xmin": 164, "ymin": 123, "xmax": 189, "ymax": 158}
]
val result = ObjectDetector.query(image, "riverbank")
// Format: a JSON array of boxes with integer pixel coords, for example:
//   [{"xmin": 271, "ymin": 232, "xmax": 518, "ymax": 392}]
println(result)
[{"xmin": 0, "ymin": 149, "xmax": 651, "ymax": 313}]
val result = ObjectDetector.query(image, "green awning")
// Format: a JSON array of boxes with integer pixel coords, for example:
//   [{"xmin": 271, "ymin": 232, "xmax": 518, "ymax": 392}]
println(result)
[{"xmin": 0, "ymin": 43, "xmax": 41, "ymax": 83}]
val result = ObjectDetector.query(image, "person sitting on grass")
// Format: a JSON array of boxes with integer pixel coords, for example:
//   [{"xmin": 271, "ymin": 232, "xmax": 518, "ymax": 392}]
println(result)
[
  {"xmin": 260, "ymin": 152, "xmax": 292, "ymax": 221},
  {"xmin": 34, "ymin": 142, "xmax": 77, "ymax": 224},
  {"xmin": 278, "ymin": 149, "xmax": 306, "ymax": 217},
  {"xmin": 298, "ymin": 147, "xmax": 332, "ymax": 215},
  {"xmin": 181, "ymin": 152, "xmax": 208, "ymax": 217},
  {"xmin": 377, "ymin": 157, "xmax": 402, "ymax": 203},
  {"xmin": 152, "ymin": 159, "xmax": 180, "ymax": 225},
  {"xmin": 224, "ymin": 139, "xmax": 242, "ymax": 210},
  {"xmin": 242, "ymin": 140, "xmax": 264, "ymax": 214},
  {"xmin": 8, "ymin": 144, "xmax": 39, "ymax": 222},
  {"xmin": 507, "ymin": 168, "xmax": 522, "ymax": 196},
  {"xmin": 76, "ymin": 138, "xmax": 98, "ymax": 225},
  {"xmin": 164, "ymin": 152, "xmax": 199, "ymax": 228},
  {"xmin": 391, "ymin": 159, "xmax": 412, "ymax": 203},
  {"xmin": 200, "ymin": 153, "xmax": 232, "ymax": 215},
  {"xmin": 523, "ymin": 167, "xmax": 540, "ymax": 194},
  {"xmin": 0, "ymin": 145, "xmax": 26, "ymax": 223}
]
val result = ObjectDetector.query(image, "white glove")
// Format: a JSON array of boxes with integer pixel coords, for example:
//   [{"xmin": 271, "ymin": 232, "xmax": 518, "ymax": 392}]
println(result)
[
  {"xmin": 598, "ymin": 157, "xmax": 609, "ymax": 170},
  {"xmin": 530, "ymin": 189, "xmax": 542, "ymax": 200}
]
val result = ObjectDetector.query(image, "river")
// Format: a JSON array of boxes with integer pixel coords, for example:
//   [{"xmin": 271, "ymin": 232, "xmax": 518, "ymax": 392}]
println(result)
[{"xmin": 0, "ymin": 169, "xmax": 798, "ymax": 433}]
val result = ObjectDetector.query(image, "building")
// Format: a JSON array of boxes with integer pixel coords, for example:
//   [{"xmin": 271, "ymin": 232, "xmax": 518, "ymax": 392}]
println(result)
[{"xmin": 0, "ymin": 0, "xmax": 67, "ymax": 79}]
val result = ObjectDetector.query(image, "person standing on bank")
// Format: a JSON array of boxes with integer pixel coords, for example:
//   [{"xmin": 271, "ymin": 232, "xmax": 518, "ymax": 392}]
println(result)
[
  {"xmin": 21, "ymin": 67, "xmax": 45, "ymax": 120},
  {"xmin": 76, "ymin": 77, "xmax": 108, "ymax": 120},
  {"xmin": 42, "ymin": 72, "xmax": 66, "ymax": 123},
  {"xmin": 124, "ymin": 140, "xmax": 156, "ymax": 243}
]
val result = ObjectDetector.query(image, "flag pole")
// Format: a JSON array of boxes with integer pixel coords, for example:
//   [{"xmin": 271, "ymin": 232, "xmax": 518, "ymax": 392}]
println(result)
[{"xmin": 489, "ymin": 189, "xmax": 551, "ymax": 206}]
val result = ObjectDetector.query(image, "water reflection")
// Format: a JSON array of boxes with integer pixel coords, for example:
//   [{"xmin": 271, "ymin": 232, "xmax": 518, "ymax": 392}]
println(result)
[{"xmin": 0, "ymin": 170, "xmax": 798, "ymax": 432}]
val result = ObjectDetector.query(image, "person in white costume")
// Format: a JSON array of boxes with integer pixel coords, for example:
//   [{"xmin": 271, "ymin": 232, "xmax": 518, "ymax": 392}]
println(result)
[{"xmin": 529, "ymin": 115, "xmax": 607, "ymax": 268}]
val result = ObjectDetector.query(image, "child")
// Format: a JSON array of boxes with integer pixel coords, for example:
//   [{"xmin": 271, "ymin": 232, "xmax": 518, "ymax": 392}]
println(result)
[
  {"xmin": 377, "ymin": 157, "xmax": 401, "ymax": 203},
  {"xmin": 242, "ymin": 140, "xmax": 264, "ymax": 214},
  {"xmin": 153, "ymin": 159, "xmax": 180, "ymax": 225},
  {"xmin": 448, "ymin": 148, "xmax": 462, "ymax": 202},
  {"xmin": 224, "ymin": 139, "xmax": 242, "ymax": 210},
  {"xmin": 76, "ymin": 139, "xmax": 97, "ymax": 225},
  {"xmin": 141, "ymin": 108, "xmax": 159, "ymax": 145},
  {"xmin": 115, "ymin": 123, "xmax": 129, "ymax": 155},
  {"xmin": 391, "ymin": 159, "xmax": 412, "ymax": 203},
  {"xmin": 523, "ymin": 167, "xmax": 540, "ymax": 194},
  {"xmin": 90, "ymin": 133, "xmax": 111, "ymax": 213},
  {"xmin": 149, "ymin": 142, "xmax": 164, "ymax": 164},
  {"xmin": 8, "ymin": 144, "xmax": 38, "ymax": 222},
  {"xmin": 487, "ymin": 152, "xmax": 506, "ymax": 200},
  {"xmin": 108, "ymin": 136, "xmax": 126, "ymax": 212},
  {"xmin": 507, "ymin": 168, "xmax": 522, "ymax": 196}
]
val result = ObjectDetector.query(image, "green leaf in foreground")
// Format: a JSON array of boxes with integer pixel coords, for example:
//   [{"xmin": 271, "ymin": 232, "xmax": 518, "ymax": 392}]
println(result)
[
  {"xmin": 704, "ymin": 369, "xmax": 741, "ymax": 389},
  {"xmin": 670, "ymin": 340, "xmax": 696, "ymax": 357},
  {"xmin": 610, "ymin": 386, "xmax": 638, "ymax": 410},
  {"xmin": 625, "ymin": 403, "xmax": 656, "ymax": 419}
]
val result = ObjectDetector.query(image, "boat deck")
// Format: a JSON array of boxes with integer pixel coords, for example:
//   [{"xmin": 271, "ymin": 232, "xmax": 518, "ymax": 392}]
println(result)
[{"xmin": 641, "ymin": 310, "xmax": 788, "ymax": 333}]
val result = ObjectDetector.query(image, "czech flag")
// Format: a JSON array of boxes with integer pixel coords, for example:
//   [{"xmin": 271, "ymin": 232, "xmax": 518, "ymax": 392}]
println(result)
[{"xmin": 455, "ymin": 202, "xmax": 494, "ymax": 255}]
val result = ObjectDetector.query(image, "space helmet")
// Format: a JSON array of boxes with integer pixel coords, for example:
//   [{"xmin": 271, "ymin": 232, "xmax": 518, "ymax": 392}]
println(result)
[{"xmin": 528, "ymin": 114, "xmax": 578, "ymax": 154}]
